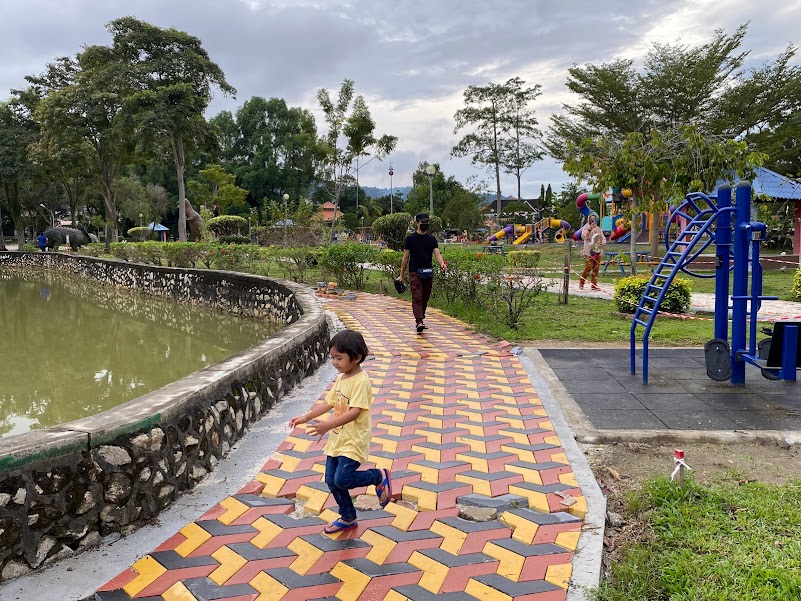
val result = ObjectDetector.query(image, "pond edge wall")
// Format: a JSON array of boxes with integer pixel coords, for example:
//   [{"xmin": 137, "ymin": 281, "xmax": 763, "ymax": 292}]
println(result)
[{"xmin": 0, "ymin": 252, "xmax": 329, "ymax": 581}]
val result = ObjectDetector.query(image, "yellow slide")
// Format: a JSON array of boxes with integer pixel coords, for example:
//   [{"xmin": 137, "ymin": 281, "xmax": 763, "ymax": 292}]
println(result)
[{"xmin": 513, "ymin": 231, "xmax": 532, "ymax": 245}]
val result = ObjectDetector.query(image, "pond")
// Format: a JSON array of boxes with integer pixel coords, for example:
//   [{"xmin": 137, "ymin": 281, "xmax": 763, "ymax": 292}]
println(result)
[{"xmin": 0, "ymin": 268, "xmax": 281, "ymax": 437}]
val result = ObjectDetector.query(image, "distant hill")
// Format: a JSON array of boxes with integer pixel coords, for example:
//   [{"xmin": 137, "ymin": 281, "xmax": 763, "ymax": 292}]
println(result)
[{"xmin": 362, "ymin": 186, "xmax": 412, "ymax": 199}]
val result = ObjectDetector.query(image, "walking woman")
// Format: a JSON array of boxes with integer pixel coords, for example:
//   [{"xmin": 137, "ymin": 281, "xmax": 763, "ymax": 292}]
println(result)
[{"xmin": 579, "ymin": 214, "xmax": 606, "ymax": 290}]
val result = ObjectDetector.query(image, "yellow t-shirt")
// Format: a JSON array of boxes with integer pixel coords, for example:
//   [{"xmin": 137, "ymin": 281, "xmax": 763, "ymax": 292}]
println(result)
[{"xmin": 323, "ymin": 370, "xmax": 373, "ymax": 464}]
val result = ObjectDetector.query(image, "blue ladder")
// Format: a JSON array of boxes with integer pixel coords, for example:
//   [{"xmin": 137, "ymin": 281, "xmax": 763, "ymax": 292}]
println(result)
[{"xmin": 629, "ymin": 193, "xmax": 727, "ymax": 383}]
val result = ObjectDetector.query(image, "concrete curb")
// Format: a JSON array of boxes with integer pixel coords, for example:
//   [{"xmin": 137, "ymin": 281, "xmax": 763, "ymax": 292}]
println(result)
[{"xmin": 521, "ymin": 350, "xmax": 606, "ymax": 601}]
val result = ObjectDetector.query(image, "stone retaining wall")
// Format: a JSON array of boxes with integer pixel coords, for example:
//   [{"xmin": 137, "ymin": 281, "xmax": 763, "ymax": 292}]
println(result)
[{"xmin": 0, "ymin": 252, "xmax": 329, "ymax": 581}]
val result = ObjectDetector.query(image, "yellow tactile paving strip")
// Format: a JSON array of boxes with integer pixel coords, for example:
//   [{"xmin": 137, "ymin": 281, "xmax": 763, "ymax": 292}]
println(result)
[{"xmin": 96, "ymin": 293, "xmax": 585, "ymax": 601}]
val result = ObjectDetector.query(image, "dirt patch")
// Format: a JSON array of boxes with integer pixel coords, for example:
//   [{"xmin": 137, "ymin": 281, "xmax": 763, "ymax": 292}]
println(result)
[{"xmin": 582, "ymin": 440, "xmax": 801, "ymax": 580}]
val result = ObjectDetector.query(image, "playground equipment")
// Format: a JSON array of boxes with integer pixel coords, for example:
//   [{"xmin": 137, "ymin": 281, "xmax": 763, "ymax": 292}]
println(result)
[
  {"xmin": 630, "ymin": 182, "xmax": 799, "ymax": 385},
  {"xmin": 488, "ymin": 218, "xmax": 571, "ymax": 245},
  {"xmin": 571, "ymin": 192, "xmax": 599, "ymax": 242}
]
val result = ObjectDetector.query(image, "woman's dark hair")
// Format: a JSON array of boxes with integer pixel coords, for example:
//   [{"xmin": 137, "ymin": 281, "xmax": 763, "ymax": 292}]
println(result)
[{"xmin": 329, "ymin": 329, "xmax": 369, "ymax": 364}]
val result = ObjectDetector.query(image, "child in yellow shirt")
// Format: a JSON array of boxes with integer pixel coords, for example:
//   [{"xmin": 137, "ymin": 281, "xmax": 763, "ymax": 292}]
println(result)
[{"xmin": 289, "ymin": 329, "xmax": 392, "ymax": 533}]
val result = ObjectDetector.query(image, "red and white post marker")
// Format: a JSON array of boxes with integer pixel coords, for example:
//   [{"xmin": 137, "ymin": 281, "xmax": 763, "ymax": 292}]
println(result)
[{"xmin": 671, "ymin": 449, "xmax": 691, "ymax": 486}]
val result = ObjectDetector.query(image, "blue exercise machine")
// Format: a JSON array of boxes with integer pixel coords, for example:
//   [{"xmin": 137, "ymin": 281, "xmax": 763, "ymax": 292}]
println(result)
[{"xmin": 630, "ymin": 181, "xmax": 799, "ymax": 385}]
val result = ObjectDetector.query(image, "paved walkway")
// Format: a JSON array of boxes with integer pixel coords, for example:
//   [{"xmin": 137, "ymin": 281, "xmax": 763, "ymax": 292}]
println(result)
[{"xmin": 94, "ymin": 294, "xmax": 592, "ymax": 601}]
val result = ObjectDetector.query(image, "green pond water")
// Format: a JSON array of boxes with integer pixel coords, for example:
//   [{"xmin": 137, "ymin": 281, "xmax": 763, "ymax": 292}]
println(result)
[{"xmin": 0, "ymin": 268, "xmax": 280, "ymax": 438}]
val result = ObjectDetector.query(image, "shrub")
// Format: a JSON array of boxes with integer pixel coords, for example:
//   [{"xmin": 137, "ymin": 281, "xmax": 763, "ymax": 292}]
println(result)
[
  {"xmin": 109, "ymin": 242, "xmax": 130, "ymax": 261},
  {"xmin": 507, "ymin": 250, "xmax": 541, "ymax": 269},
  {"xmin": 163, "ymin": 242, "xmax": 203, "ymax": 268},
  {"xmin": 371, "ymin": 213, "xmax": 412, "ymax": 251},
  {"xmin": 435, "ymin": 248, "xmax": 506, "ymax": 303},
  {"xmin": 268, "ymin": 246, "xmax": 319, "ymax": 283},
  {"xmin": 793, "ymin": 269, "xmax": 801, "ymax": 301},
  {"xmin": 207, "ymin": 215, "xmax": 247, "ymax": 237},
  {"xmin": 206, "ymin": 244, "xmax": 252, "ymax": 271},
  {"xmin": 372, "ymin": 249, "xmax": 403, "ymax": 293},
  {"xmin": 218, "ymin": 235, "xmax": 252, "ymax": 245},
  {"xmin": 76, "ymin": 243, "xmax": 105, "ymax": 257},
  {"xmin": 318, "ymin": 242, "xmax": 378, "ymax": 290},
  {"xmin": 614, "ymin": 275, "xmax": 692, "ymax": 314},
  {"xmin": 127, "ymin": 241, "xmax": 165, "ymax": 265},
  {"xmin": 482, "ymin": 270, "xmax": 546, "ymax": 329},
  {"xmin": 127, "ymin": 226, "xmax": 154, "ymax": 242}
]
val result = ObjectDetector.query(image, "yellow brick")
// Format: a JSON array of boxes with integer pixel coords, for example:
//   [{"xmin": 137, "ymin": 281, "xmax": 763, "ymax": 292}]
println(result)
[
  {"xmin": 407, "ymin": 461, "xmax": 440, "ymax": 484},
  {"xmin": 174, "ymin": 522, "xmax": 213, "ymax": 557},
  {"xmin": 550, "ymin": 452, "xmax": 568, "ymax": 465},
  {"xmin": 483, "ymin": 540, "xmax": 523, "ymax": 581},
  {"xmin": 499, "ymin": 511, "xmax": 538, "ymax": 545},
  {"xmin": 465, "ymin": 577, "xmax": 512, "ymax": 601},
  {"xmin": 546, "ymin": 562, "xmax": 573, "ymax": 588},
  {"xmin": 386, "ymin": 501, "xmax": 417, "ymax": 532},
  {"xmin": 569, "ymin": 496, "xmax": 588, "ymax": 519},
  {"xmin": 256, "ymin": 472, "xmax": 286, "ymax": 498},
  {"xmin": 288, "ymin": 536, "xmax": 322, "ymax": 575},
  {"xmin": 124, "ymin": 555, "xmax": 167, "ymax": 597},
  {"xmin": 455, "ymin": 451, "xmax": 489, "ymax": 472},
  {"xmin": 162, "ymin": 581, "xmax": 197, "ymax": 601},
  {"xmin": 362, "ymin": 529, "xmax": 395, "ymax": 564},
  {"xmin": 250, "ymin": 516, "xmax": 281, "ymax": 548},
  {"xmin": 559, "ymin": 472, "xmax": 578, "ymax": 487},
  {"xmin": 430, "ymin": 520, "xmax": 465, "ymax": 555},
  {"xmin": 331, "ymin": 561, "xmax": 370, "ymax": 601},
  {"xmin": 455, "ymin": 473, "xmax": 491, "ymax": 496},
  {"xmin": 209, "ymin": 545, "xmax": 247, "ymax": 585},
  {"xmin": 249, "ymin": 571, "xmax": 288, "ymax": 600},
  {"xmin": 217, "ymin": 497, "xmax": 249, "ymax": 526},
  {"xmin": 504, "ymin": 462, "xmax": 543, "ymax": 485},
  {"xmin": 508, "ymin": 484, "xmax": 550, "ymax": 514},
  {"xmin": 401, "ymin": 483, "xmax": 437, "ymax": 511},
  {"xmin": 408, "ymin": 550, "xmax": 446, "ymax": 593},
  {"xmin": 555, "ymin": 530, "xmax": 581, "ymax": 552}
]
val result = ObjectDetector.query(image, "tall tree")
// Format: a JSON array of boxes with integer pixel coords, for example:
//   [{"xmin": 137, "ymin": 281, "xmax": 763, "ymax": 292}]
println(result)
[
  {"xmin": 499, "ymin": 78, "xmax": 544, "ymax": 200},
  {"xmin": 108, "ymin": 17, "xmax": 235, "ymax": 241},
  {"xmin": 0, "ymin": 101, "xmax": 38, "ymax": 247},
  {"xmin": 317, "ymin": 79, "xmax": 397, "ymax": 242},
  {"xmin": 19, "ymin": 57, "xmax": 95, "ymax": 227},
  {"xmin": 453, "ymin": 77, "xmax": 543, "ymax": 220},
  {"xmin": 548, "ymin": 24, "xmax": 794, "ymax": 257},
  {"xmin": 34, "ymin": 51, "xmax": 132, "ymax": 241},
  {"xmin": 219, "ymin": 97, "xmax": 321, "ymax": 205}
]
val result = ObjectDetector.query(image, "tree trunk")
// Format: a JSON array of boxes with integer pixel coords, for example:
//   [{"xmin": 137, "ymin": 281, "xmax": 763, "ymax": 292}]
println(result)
[
  {"xmin": 0, "ymin": 205, "xmax": 6, "ymax": 251},
  {"xmin": 629, "ymin": 197, "xmax": 638, "ymax": 276},
  {"xmin": 495, "ymin": 162, "xmax": 502, "ymax": 226},
  {"xmin": 172, "ymin": 133, "xmax": 187, "ymax": 242},
  {"xmin": 101, "ymin": 177, "xmax": 118, "ymax": 242},
  {"xmin": 516, "ymin": 171, "xmax": 522, "ymax": 202},
  {"xmin": 649, "ymin": 214, "xmax": 660, "ymax": 258}
]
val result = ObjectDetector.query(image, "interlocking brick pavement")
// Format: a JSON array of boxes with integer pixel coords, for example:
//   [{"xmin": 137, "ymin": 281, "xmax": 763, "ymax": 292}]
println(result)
[{"xmin": 95, "ymin": 293, "xmax": 585, "ymax": 601}]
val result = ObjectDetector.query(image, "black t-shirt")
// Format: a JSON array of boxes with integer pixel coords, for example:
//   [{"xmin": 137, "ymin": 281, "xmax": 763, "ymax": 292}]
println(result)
[{"xmin": 404, "ymin": 232, "xmax": 438, "ymax": 272}]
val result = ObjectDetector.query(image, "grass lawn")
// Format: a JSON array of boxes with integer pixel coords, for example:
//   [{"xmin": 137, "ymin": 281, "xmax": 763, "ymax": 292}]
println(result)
[{"xmin": 598, "ymin": 477, "xmax": 801, "ymax": 601}]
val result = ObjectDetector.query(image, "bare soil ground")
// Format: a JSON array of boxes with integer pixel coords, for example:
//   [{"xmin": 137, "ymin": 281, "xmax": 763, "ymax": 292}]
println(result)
[{"xmin": 582, "ymin": 441, "xmax": 801, "ymax": 579}]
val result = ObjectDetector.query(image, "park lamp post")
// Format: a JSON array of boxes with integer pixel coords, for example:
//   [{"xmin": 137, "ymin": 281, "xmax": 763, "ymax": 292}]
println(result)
[
  {"xmin": 39, "ymin": 203, "xmax": 54, "ymax": 229},
  {"xmin": 389, "ymin": 163, "xmax": 394, "ymax": 214},
  {"xmin": 282, "ymin": 193, "xmax": 289, "ymax": 247},
  {"xmin": 139, "ymin": 213, "xmax": 144, "ymax": 227},
  {"xmin": 425, "ymin": 164, "xmax": 437, "ymax": 216}
]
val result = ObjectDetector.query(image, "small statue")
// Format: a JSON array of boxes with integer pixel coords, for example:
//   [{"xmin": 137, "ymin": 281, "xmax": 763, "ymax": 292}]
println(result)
[{"xmin": 180, "ymin": 198, "xmax": 204, "ymax": 241}]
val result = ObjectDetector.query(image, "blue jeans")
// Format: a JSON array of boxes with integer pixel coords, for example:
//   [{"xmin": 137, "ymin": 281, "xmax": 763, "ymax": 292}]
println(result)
[{"xmin": 324, "ymin": 455, "xmax": 383, "ymax": 522}]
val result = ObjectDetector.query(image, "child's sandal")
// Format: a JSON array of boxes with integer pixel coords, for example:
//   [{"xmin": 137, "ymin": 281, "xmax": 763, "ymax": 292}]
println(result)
[{"xmin": 323, "ymin": 519, "xmax": 358, "ymax": 534}]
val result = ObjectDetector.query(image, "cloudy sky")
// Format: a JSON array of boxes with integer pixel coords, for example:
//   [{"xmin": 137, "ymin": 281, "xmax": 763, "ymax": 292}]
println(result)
[{"xmin": 1, "ymin": 0, "xmax": 799, "ymax": 198}]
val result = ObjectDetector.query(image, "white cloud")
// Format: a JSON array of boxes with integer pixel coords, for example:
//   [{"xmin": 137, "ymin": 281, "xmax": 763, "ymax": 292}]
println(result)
[{"xmin": 0, "ymin": 0, "xmax": 798, "ymax": 197}]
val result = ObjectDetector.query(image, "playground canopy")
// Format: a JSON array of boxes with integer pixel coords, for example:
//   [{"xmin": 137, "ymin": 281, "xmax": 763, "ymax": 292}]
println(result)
[
  {"xmin": 721, "ymin": 166, "xmax": 801, "ymax": 201},
  {"xmin": 718, "ymin": 167, "xmax": 801, "ymax": 255}
]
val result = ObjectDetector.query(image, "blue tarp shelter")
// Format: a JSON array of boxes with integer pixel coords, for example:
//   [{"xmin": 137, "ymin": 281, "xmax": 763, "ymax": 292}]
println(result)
[{"xmin": 147, "ymin": 222, "xmax": 170, "ymax": 242}]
